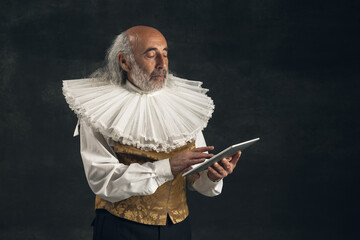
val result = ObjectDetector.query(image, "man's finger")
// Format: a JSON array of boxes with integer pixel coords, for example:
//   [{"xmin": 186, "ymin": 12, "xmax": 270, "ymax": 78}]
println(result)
[
  {"xmin": 230, "ymin": 151, "xmax": 241, "ymax": 165},
  {"xmin": 188, "ymin": 158, "xmax": 206, "ymax": 165},
  {"xmin": 190, "ymin": 173, "xmax": 201, "ymax": 180},
  {"xmin": 181, "ymin": 166, "xmax": 193, "ymax": 174},
  {"xmin": 208, "ymin": 166, "xmax": 223, "ymax": 180},
  {"xmin": 220, "ymin": 159, "xmax": 232, "ymax": 172},
  {"xmin": 192, "ymin": 146, "xmax": 214, "ymax": 152},
  {"xmin": 212, "ymin": 162, "xmax": 227, "ymax": 177},
  {"xmin": 190, "ymin": 152, "xmax": 214, "ymax": 159}
]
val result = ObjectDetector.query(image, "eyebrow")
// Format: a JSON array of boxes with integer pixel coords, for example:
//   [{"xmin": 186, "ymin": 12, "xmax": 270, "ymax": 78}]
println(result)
[{"xmin": 142, "ymin": 47, "xmax": 168, "ymax": 54}]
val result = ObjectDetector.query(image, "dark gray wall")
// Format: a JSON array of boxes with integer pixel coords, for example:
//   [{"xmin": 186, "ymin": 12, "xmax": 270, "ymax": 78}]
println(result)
[{"xmin": 1, "ymin": 0, "xmax": 359, "ymax": 239}]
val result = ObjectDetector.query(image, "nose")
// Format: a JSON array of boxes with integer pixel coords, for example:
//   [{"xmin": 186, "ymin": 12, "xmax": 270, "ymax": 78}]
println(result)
[{"xmin": 156, "ymin": 54, "xmax": 167, "ymax": 69}]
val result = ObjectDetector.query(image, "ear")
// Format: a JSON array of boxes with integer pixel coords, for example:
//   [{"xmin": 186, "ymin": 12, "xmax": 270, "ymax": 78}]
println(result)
[{"xmin": 118, "ymin": 52, "xmax": 131, "ymax": 72}]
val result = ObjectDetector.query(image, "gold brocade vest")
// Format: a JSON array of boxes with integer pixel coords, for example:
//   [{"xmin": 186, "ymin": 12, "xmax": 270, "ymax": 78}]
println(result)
[{"xmin": 94, "ymin": 141, "xmax": 195, "ymax": 226}]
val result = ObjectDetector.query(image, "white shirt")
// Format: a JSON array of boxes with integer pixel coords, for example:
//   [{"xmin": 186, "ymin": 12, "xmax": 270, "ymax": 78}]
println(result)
[{"xmin": 79, "ymin": 120, "xmax": 223, "ymax": 203}]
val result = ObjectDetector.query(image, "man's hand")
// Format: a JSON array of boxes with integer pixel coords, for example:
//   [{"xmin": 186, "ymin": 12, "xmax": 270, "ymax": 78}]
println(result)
[
  {"xmin": 169, "ymin": 146, "xmax": 214, "ymax": 176},
  {"xmin": 207, "ymin": 151, "xmax": 241, "ymax": 182}
]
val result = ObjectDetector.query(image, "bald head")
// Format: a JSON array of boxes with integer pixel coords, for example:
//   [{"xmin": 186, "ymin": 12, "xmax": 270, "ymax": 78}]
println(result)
[
  {"xmin": 125, "ymin": 26, "xmax": 167, "ymax": 59},
  {"xmin": 126, "ymin": 26, "xmax": 165, "ymax": 43}
]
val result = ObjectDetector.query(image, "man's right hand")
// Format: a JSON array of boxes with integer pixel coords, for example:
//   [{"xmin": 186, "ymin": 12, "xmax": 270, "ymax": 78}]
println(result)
[{"xmin": 169, "ymin": 146, "xmax": 214, "ymax": 176}]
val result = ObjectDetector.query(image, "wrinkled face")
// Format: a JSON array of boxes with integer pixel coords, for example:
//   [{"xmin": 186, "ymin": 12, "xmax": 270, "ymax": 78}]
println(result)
[{"xmin": 128, "ymin": 30, "xmax": 168, "ymax": 91}]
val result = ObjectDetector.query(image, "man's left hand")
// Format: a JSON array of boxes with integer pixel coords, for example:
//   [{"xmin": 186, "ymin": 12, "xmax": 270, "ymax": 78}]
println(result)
[{"xmin": 207, "ymin": 151, "xmax": 241, "ymax": 182}]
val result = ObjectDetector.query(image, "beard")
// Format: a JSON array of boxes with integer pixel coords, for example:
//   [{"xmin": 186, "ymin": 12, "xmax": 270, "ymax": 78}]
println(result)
[{"xmin": 129, "ymin": 62, "xmax": 168, "ymax": 92}]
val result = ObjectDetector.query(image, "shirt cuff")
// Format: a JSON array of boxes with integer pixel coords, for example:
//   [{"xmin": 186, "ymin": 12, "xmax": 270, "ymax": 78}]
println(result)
[
  {"xmin": 190, "ymin": 170, "xmax": 223, "ymax": 196},
  {"xmin": 153, "ymin": 158, "xmax": 174, "ymax": 186}
]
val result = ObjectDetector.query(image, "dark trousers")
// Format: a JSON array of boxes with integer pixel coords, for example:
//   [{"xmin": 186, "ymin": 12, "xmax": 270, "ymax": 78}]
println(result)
[{"xmin": 92, "ymin": 209, "xmax": 192, "ymax": 240}]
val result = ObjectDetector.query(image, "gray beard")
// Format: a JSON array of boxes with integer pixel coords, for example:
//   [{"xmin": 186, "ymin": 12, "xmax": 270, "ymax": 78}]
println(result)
[{"xmin": 129, "ymin": 63, "xmax": 168, "ymax": 92}]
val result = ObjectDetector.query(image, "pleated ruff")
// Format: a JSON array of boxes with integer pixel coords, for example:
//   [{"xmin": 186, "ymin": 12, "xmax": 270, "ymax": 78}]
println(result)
[{"xmin": 62, "ymin": 74, "xmax": 214, "ymax": 152}]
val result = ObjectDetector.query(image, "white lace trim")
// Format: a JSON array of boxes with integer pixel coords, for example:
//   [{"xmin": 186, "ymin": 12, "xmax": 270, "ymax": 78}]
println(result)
[{"xmin": 62, "ymin": 74, "xmax": 214, "ymax": 152}]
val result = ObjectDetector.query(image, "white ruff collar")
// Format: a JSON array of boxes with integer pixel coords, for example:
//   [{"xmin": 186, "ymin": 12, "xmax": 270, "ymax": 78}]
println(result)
[{"xmin": 63, "ymin": 74, "xmax": 214, "ymax": 152}]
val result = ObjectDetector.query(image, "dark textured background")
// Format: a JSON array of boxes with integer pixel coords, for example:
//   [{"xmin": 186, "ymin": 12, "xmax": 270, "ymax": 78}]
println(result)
[{"xmin": 1, "ymin": 0, "xmax": 359, "ymax": 239}]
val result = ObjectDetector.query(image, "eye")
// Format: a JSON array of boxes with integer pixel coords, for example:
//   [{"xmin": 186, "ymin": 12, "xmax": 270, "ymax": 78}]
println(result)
[{"xmin": 145, "ymin": 51, "xmax": 156, "ymax": 58}]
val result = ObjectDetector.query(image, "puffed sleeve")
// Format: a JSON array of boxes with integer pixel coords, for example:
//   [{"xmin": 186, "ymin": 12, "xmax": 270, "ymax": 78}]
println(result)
[{"xmin": 79, "ymin": 119, "xmax": 174, "ymax": 203}]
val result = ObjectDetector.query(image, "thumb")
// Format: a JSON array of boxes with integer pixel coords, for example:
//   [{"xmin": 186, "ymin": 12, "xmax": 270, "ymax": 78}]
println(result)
[{"xmin": 181, "ymin": 166, "xmax": 193, "ymax": 174}]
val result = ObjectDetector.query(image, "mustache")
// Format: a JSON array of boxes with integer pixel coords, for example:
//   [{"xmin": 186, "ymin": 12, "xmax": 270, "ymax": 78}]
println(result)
[{"xmin": 150, "ymin": 69, "xmax": 167, "ymax": 78}]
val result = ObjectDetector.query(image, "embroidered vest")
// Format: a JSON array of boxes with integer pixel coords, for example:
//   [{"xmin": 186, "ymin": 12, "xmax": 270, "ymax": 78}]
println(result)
[{"xmin": 94, "ymin": 141, "xmax": 195, "ymax": 225}]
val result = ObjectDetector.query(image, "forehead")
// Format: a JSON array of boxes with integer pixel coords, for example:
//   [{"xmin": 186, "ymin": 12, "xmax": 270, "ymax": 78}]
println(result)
[{"xmin": 129, "ymin": 31, "xmax": 167, "ymax": 54}]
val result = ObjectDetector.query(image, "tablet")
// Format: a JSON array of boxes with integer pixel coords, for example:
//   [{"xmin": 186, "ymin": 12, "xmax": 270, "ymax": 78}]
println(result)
[{"xmin": 182, "ymin": 138, "xmax": 260, "ymax": 177}]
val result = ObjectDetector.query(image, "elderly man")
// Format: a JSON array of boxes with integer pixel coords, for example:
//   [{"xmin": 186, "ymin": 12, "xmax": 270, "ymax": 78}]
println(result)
[{"xmin": 63, "ymin": 26, "xmax": 241, "ymax": 240}]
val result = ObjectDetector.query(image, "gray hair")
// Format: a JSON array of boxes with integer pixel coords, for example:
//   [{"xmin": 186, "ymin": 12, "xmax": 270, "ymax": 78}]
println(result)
[{"xmin": 90, "ymin": 32, "xmax": 135, "ymax": 85}]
